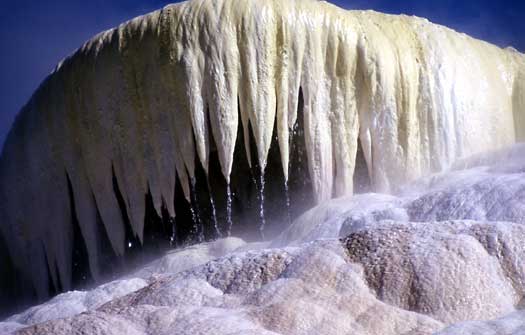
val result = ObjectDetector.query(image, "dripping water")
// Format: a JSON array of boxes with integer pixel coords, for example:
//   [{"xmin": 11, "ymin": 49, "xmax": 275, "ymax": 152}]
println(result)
[
  {"xmin": 169, "ymin": 217, "xmax": 177, "ymax": 247},
  {"xmin": 284, "ymin": 180, "xmax": 292, "ymax": 225},
  {"xmin": 226, "ymin": 184, "xmax": 233, "ymax": 236},
  {"xmin": 251, "ymin": 174, "xmax": 259, "ymax": 193},
  {"xmin": 190, "ymin": 178, "xmax": 204, "ymax": 243},
  {"xmin": 189, "ymin": 206, "xmax": 202, "ymax": 242},
  {"xmin": 259, "ymin": 172, "xmax": 266, "ymax": 239},
  {"xmin": 207, "ymin": 179, "xmax": 221, "ymax": 238}
]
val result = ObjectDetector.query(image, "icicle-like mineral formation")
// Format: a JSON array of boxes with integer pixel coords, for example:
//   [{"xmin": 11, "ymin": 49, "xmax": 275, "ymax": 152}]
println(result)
[{"xmin": 0, "ymin": 0, "xmax": 524, "ymax": 303}]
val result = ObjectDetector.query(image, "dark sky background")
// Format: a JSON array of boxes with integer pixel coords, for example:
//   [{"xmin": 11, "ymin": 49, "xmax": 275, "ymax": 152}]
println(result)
[{"xmin": 0, "ymin": 0, "xmax": 524, "ymax": 147}]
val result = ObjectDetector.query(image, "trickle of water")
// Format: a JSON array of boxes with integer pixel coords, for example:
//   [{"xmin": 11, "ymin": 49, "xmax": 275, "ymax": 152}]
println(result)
[
  {"xmin": 226, "ymin": 184, "xmax": 233, "ymax": 236},
  {"xmin": 169, "ymin": 217, "xmax": 177, "ymax": 247},
  {"xmin": 189, "ymin": 206, "xmax": 199, "ymax": 240},
  {"xmin": 209, "ymin": 195, "xmax": 221, "ymax": 238},
  {"xmin": 252, "ymin": 174, "xmax": 259, "ymax": 192},
  {"xmin": 206, "ymin": 180, "xmax": 221, "ymax": 238},
  {"xmin": 259, "ymin": 172, "xmax": 266, "ymax": 239},
  {"xmin": 284, "ymin": 180, "xmax": 292, "ymax": 225},
  {"xmin": 190, "ymin": 178, "xmax": 204, "ymax": 243}
]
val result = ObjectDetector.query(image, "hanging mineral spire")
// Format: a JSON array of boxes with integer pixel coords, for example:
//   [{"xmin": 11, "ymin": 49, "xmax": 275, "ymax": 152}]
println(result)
[{"xmin": 0, "ymin": 0, "xmax": 524, "ymax": 301}]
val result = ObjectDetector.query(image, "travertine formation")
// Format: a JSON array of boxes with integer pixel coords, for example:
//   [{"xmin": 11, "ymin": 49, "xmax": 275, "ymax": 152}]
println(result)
[
  {"xmin": 3, "ymin": 144, "xmax": 525, "ymax": 334},
  {"xmin": 0, "ymin": 0, "xmax": 524, "ymax": 305}
]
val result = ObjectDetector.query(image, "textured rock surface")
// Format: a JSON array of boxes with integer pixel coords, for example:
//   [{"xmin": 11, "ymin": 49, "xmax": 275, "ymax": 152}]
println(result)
[
  {"xmin": 6, "ymin": 278, "xmax": 148, "ymax": 326},
  {"xmin": 344, "ymin": 221, "xmax": 520, "ymax": 323},
  {"xmin": 435, "ymin": 310, "xmax": 525, "ymax": 335},
  {"xmin": 9, "ymin": 216, "xmax": 525, "ymax": 334},
  {"xmin": 131, "ymin": 237, "xmax": 247, "ymax": 279},
  {"xmin": 1, "ymin": 0, "xmax": 525, "ymax": 330},
  {"xmin": 3, "ymin": 146, "xmax": 525, "ymax": 334},
  {"xmin": 11, "ymin": 241, "xmax": 444, "ymax": 335},
  {"xmin": 1, "ymin": 0, "xmax": 524, "ymax": 298}
]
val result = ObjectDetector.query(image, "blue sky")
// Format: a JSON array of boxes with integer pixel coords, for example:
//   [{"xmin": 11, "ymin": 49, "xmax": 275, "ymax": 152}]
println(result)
[{"xmin": 0, "ymin": 0, "xmax": 523, "ymax": 147}]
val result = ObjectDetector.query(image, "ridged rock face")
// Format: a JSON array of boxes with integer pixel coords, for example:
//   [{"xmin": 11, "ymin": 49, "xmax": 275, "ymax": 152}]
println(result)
[
  {"xmin": 0, "ymin": 0, "xmax": 524, "ymax": 309},
  {"xmin": 3, "ymin": 144, "xmax": 525, "ymax": 334}
]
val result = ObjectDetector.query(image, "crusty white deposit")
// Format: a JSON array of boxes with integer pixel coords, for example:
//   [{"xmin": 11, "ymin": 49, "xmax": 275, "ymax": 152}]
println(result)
[
  {"xmin": 3, "ymin": 144, "xmax": 525, "ymax": 334},
  {"xmin": 1, "ymin": 0, "xmax": 524, "ymax": 310}
]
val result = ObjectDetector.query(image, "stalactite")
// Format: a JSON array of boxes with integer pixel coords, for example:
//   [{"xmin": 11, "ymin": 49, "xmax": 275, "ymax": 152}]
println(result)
[{"xmin": 0, "ymin": 0, "xmax": 523, "ymax": 303}]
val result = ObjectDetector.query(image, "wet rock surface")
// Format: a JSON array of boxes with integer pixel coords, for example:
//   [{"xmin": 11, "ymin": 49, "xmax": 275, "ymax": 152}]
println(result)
[{"xmin": 4, "ymin": 145, "xmax": 525, "ymax": 334}]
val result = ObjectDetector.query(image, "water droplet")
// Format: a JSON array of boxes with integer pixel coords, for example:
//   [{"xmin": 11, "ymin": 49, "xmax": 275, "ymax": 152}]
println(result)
[
  {"xmin": 226, "ymin": 183, "xmax": 233, "ymax": 236},
  {"xmin": 190, "ymin": 178, "xmax": 204, "ymax": 243},
  {"xmin": 284, "ymin": 180, "xmax": 292, "ymax": 225},
  {"xmin": 209, "ymin": 194, "xmax": 221, "ymax": 238},
  {"xmin": 169, "ymin": 217, "xmax": 177, "ymax": 247},
  {"xmin": 259, "ymin": 172, "xmax": 266, "ymax": 240}
]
